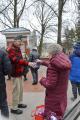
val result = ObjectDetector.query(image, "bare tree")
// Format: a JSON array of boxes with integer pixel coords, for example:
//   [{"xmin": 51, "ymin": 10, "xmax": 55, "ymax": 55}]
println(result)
[
  {"xmin": 39, "ymin": 0, "xmax": 69, "ymax": 44},
  {"xmin": 28, "ymin": 0, "xmax": 57, "ymax": 56},
  {"xmin": 0, "ymin": 0, "xmax": 27, "ymax": 28},
  {"xmin": 0, "ymin": 1, "xmax": 12, "ymax": 14},
  {"xmin": 57, "ymin": 0, "xmax": 68, "ymax": 44},
  {"xmin": 14, "ymin": 0, "xmax": 27, "ymax": 27}
]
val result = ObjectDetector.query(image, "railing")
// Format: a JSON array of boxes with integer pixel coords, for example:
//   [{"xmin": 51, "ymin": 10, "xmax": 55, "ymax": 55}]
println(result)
[{"xmin": 63, "ymin": 97, "xmax": 80, "ymax": 120}]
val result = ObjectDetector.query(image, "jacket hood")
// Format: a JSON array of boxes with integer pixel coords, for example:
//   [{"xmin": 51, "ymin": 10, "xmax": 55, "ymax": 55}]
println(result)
[{"xmin": 51, "ymin": 52, "xmax": 71, "ymax": 70}]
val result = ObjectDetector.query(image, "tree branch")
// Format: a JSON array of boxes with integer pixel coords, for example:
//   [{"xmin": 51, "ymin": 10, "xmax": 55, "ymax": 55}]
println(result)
[
  {"xmin": 17, "ymin": 0, "xmax": 22, "ymax": 4},
  {"xmin": 1, "ymin": 12, "xmax": 13, "ymax": 27},
  {"xmin": 17, "ymin": 0, "xmax": 27, "ymax": 19},
  {"xmin": 17, "ymin": 0, "xmax": 39, "ymax": 20},
  {"xmin": 0, "ymin": 1, "xmax": 13, "ymax": 13},
  {"xmin": 63, "ymin": 0, "xmax": 68, "ymax": 6},
  {"xmin": 0, "ymin": 19, "xmax": 11, "ymax": 28},
  {"xmin": 28, "ymin": 19, "xmax": 41, "ymax": 35},
  {"xmin": 37, "ymin": 0, "xmax": 58, "ymax": 17}
]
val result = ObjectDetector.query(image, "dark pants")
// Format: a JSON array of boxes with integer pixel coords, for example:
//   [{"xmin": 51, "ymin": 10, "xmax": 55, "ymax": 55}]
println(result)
[
  {"xmin": 31, "ymin": 68, "xmax": 38, "ymax": 84},
  {"xmin": 23, "ymin": 66, "xmax": 29, "ymax": 80},
  {"xmin": 7, "ymin": 74, "xmax": 11, "ymax": 80},
  {"xmin": 71, "ymin": 81, "xmax": 80, "ymax": 98},
  {"xmin": 0, "ymin": 85, "xmax": 9, "ymax": 117}
]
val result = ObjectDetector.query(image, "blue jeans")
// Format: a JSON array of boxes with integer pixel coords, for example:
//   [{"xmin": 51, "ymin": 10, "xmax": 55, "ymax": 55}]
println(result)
[
  {"xmin": 31, "ymin": 68, "xmax": 38, "ymax": 83},
  {"xmin": 0, "ymin": 85, "xmax": 9, "ymax": 117}
]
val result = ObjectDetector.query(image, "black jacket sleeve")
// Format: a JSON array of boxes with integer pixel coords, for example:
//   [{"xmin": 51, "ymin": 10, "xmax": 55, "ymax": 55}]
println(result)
[{"xmin": 2, "ymin": 51, "xmax": 12, "ymax": 75}]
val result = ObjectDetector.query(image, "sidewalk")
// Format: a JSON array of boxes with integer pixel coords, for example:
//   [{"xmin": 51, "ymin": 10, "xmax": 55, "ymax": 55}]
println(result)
[{"xmin": 9, "ymin": 92, "xmax": 45, "ymax": 120}]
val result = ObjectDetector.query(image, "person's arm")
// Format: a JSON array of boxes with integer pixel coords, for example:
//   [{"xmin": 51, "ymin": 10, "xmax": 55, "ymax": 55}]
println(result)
[
  {"xmin": 8, "ymin": 49, "xmax": 35, "ymax": 67},
  {"xmin": 36, "ymin": 59, "xmax": 49, "ymax": 67},
  {"xmin": 40, "ymin": 65, "xmax": 58, "ymax": 89},
  {"xmin": 40, "ymin": 71, "xmax": 58, "ymax": 90},
  {"xmin": 2, "ymin": 51, "xmax": 12, "ymax": 75},
  {"xmin": 41, "ymin": 60, "xmax": 49, "ymax": 67}
]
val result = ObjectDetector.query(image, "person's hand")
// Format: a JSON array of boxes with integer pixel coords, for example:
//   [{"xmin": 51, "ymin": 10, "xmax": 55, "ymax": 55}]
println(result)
[
  {"xmin": 40, "ymin": 77, "xmax": 45, "ymax": 85},
  {"xmin": 23, "ymin": 58, "xmax": 26, "ymax": 60},
  {"xmin": 36, "ymin": 59, "xmax": 42, "ymax": 64},
  {"xmin": 28, "ymin": 62, "xmax": 36, "ymax": 68}
]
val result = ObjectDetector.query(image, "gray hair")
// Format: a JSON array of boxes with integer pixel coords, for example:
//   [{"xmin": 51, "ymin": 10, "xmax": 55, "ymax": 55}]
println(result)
[{"xmin": 48, "ymin": 43, "xmax": 63, "ymax": 55}]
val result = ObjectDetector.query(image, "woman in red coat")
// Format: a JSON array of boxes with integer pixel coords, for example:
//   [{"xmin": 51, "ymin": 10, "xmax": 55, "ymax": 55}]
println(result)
[{"xmin": 37, "ymin": 44, "xmax": 71, "ymax": 120}]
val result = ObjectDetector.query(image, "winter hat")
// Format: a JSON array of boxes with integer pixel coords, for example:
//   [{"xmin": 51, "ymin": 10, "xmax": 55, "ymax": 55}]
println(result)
[
  {"xmin": 0, "ymin": 33, "xmax": 7, "ymax": 49},
  {"xmin": 32, "ymin": 47, "xmax": 37, "ymax": 50}
]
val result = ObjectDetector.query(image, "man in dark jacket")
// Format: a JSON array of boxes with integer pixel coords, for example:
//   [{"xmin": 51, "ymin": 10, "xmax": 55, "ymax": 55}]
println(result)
[
  {"xmin": 0, "ymin": 48, "xmax": 12, "ymax": 118},
  {"xmin": 8, "ymin": 36, "xmax": 34, "ymax": 114},
  {"xmin": 29, "ymin": 47, "xmax": 40, "ymax": 85}
]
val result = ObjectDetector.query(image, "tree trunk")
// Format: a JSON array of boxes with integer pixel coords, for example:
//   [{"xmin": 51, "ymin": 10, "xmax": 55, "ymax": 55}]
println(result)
[
  {"xmin": 38, "ymin": 1, "xmax": 45, "ymax": 56},
  {"xmin": 38, "ymin": 33, "xmax": 44, "ymax": 56},
  {"xmin": 14, "ymin": 0, "xmax": 17, "ymax": 27},
  {"xmin": 57, "ymin": 0, "xmax": 63, "ymax": 44},
  {"xmin": 17, "ymin": 19, "xmax": 19, "ymax": 28}
]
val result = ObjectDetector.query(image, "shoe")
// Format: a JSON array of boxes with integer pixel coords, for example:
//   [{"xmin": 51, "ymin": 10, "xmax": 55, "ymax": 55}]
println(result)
[
  {"xmin": 18, "ymin": 104, "xmax": 27, "ymax": 108},
  {"xmin": 32, "ymin": 82, "xmax": 38, "ymax": 85},
  {"xmin": 24, "ymin": 78, "xmax": 28, "ymax": 81},
  {"xmin": 71, "ymin": 97, "xmax": 77, "ymax": 101},
  {"xmin": 11, "ymin": 109, "xmax": 23, "ymax": 114}
]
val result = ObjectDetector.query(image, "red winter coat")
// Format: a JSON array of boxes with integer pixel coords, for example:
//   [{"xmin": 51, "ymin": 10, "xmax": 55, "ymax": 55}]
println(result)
[
  {"xmin": 8, "ymin": 44, "xmax": 29, "ymax": 77},
  {"xmin": 40, "ymin": 52, "xmax": 71, "ymax": 119}
]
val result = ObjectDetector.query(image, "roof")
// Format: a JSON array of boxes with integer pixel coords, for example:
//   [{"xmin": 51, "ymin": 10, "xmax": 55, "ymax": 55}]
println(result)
[{"xmin": 1, "ymin": 27, "xmax": 30, "ymax": 34}]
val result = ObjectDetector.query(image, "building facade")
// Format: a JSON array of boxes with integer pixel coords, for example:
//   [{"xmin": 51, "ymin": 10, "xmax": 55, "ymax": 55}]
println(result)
[{"xmin": 1, "ymin": 27, "xmax": 30, "ymax": 53}]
